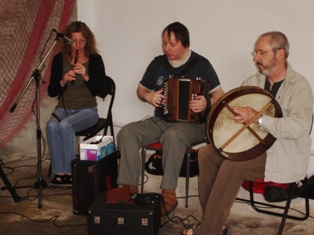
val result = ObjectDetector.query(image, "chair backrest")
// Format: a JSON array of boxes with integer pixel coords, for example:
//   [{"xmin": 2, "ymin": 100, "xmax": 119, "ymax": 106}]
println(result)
[
  {"xmin": 106, "ymin": 76, "xmax": 115, "ymax": 119},
  {"xmin": 103, "ymin": 76, "xmax": 115, "ymax": 137},
  {"xmin": 75, "ymin": 76, "xmax": 116, "ymax": 141}
]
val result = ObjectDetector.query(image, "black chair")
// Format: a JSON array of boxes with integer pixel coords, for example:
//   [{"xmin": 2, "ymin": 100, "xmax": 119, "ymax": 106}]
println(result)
[
  {"xmin": 47, "ymin": 76, "xmax": 116, "ymax": 177},
  {"xmin": 141, "ymin": 138, "xmax": 207, "ymax": 208},
  {"xmin": 236, "ymin": 114, "xmax": 313, "ymax": 235},
  {"xmin": 243, "ymin": 179, "xmax": 310, "ymax": 235}
]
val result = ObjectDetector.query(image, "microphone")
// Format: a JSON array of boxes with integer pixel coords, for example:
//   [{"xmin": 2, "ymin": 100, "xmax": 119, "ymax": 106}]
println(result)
[{"xmin": 53, "ymin": 29, "xmax": 72, "ymax": 45}]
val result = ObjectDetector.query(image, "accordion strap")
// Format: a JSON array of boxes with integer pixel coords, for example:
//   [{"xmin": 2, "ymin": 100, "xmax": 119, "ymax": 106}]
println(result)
[{"xmin": 155, "ymin": 54, "xmax": 203, "ymax": 77}]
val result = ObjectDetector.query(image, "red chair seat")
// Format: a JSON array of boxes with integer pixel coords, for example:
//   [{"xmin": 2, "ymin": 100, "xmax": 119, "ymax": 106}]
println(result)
[{"xmin": 146, "ymin": 141, "xmax": 193, "ymax": 153}]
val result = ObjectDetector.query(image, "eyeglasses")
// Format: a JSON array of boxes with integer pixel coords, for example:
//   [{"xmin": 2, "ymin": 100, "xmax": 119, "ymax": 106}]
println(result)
[
  {"xmin": 72, "ymin": 39, "xmax": 86, "ymax": 44},
  {"xmin": 251, "ymin": 48, "xmax": 282, "ymax": 57}
]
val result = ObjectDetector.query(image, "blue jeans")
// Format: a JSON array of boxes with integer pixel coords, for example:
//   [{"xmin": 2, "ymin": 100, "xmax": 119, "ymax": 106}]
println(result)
[{"xmin": 46, "ymin": 107, "xmax": 98, "ymax": 175}]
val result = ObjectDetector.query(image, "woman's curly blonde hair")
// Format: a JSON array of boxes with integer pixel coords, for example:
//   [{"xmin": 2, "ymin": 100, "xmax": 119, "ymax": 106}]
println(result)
[{"xmin": 60, "ymin": 21, "xmax": 98, "ymax": 60}]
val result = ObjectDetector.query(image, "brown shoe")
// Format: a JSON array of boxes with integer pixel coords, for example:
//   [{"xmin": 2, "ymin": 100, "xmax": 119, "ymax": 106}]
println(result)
[
  {"xmin": 161, "ymin": 189, "xmax": 178, "ymax": 216},
  {"xmin": 123, "ymin": 184, "xmax": 139, "ymax": 194}
]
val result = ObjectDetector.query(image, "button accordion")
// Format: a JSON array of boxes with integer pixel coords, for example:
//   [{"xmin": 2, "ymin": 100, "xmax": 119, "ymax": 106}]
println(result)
[{"xmin": 163, "ymin": 77, "xmax": 208, "ymax": 123}]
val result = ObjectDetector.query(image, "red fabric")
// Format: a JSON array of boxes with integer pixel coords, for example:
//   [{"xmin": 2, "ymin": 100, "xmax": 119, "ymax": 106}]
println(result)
[
  {"xmin": 0, "ymin": 0, "xmax": 76, "ymax": 148},
  {"xmin": 242, "ymin": 179, "xmax": 290, "ymax": 194},
  {"xmin": 146, "ymin": 142, "xmax": 163, "ymax": 150},
  {"xmin": 146, "ymin": 141, "xmax": 196, "ymax": 153}
]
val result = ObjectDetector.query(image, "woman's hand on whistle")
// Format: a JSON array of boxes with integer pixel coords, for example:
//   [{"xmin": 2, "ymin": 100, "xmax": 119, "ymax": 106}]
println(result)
[
  {"xmin": 60, "ymin": 70, "xmax": 75, "ymax": 86},
  {"xmin": 73, "ymin": 64, "xmax": 86, "ymax": 76}
]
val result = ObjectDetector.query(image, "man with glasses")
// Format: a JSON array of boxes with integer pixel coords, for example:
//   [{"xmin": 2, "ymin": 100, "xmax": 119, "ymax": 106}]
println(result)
[{"xmin": 184, "ymin": 31, "xmax": 313, "ymax": 235}]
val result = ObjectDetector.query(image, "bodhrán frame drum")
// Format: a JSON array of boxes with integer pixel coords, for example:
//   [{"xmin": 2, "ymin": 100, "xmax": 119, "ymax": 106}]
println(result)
[{"xmin": 206, "ymin": 86, "xmax": 282, "ymax": 161}]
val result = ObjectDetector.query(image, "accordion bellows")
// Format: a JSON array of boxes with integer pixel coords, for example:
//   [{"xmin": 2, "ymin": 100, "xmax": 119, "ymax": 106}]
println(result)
[{"xmin": 163, "ymin": 77, "xmax": 205, "ymax": 122}]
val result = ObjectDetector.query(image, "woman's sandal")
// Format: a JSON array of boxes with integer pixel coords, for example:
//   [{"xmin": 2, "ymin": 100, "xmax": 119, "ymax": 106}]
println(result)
[
  {"xmin": 222, "ymin": 225, "xmax": 231, "ymax": 235},
  {"xmin": 182, "ymin": 224, "xmax": 231, "ymax": 235},
  {"xmin": 49, "ymin": 175, "xmax": 64, "ymax": 186},
  {"xmin": 182, "ymin": 224, "xmax": 199, "ymax": 235}
]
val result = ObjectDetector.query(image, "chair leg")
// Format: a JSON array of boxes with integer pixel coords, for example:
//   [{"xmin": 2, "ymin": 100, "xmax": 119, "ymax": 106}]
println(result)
[
  {"xmin": 185, "ymin": 147, "xmax": 192, "ymax": 208},
  {"xmin": 248, "ymin": 181, "xmax": 309, "ymax": 221},
  {"xmin": 141, "ymin": 146, "xmax": 146, "ymax": 194},
  {"xmin": 303, "ymin": 178, "xmax": 310, "ymax": 219},
  {"xmin": 243, "ymin": 180, "xmax": 310, "ymax": 235},
  {"xmin": 185, "ymin": 139, "xmax": 207, "ymax": 208},
  {"xmin": 277, "ymin": 183, "xmax": 297, "ymax": 235},
  {"xmin": 141, "ymin": 139, "xmax": 206, "ymax": 207},
  {"xmin": 47, "ymin": 162, "xmax": 52, "ymax": 178}
]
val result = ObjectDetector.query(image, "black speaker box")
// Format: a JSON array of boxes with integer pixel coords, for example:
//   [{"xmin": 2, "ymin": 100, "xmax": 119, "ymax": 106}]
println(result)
[
  {"xmin": 71, "ymin": 151, "xmax": 119, "ymax": 215},
  {"xmin": 88, "ymin": 192, "xmax": 161, "ymax": 235}
]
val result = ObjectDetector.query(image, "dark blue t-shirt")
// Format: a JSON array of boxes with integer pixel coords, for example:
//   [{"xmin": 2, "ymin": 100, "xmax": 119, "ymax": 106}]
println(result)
[{"xmin": 140, "ymin": 51, "xmax": 220, "ymax": 121}]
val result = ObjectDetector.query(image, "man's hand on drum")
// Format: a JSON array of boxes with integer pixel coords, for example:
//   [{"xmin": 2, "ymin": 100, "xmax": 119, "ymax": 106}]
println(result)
[
  {"xmin": 230, "ymin": 106, "xmax": 260, "ymax": 124},
  {"xmin": 145, "ymin": 89, "xmax": 167, "ymax": 107},
  {"xmin": 190, "ymin": 95, "xmax": 207, "ymax": 113}
]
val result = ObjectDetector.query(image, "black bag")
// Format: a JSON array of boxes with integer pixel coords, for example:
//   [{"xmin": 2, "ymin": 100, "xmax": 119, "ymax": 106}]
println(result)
[
  {"xmin": 263, "ymin": 185, "xmax": 292, "ymax": 202},
  {"xmin": 144, "ymin": 150, "xmax": 199, "ymax": 177},
  {"xmin": 263, "ymin": 175, "xmax": 314, "ymax": 202},
  {"xmin": 294, "ymin": 175, "xmax": 314, "ymax": 199}
]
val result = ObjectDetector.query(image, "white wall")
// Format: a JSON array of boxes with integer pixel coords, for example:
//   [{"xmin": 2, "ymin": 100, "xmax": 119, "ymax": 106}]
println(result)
[{"xmin": 77, "ymin": 0, "xmax": 314, "ymax": 146}]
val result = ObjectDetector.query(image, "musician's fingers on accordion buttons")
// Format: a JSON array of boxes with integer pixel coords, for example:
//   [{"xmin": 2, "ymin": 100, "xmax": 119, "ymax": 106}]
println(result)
[{"xmin": 159, "ymin": 98, "xmax": 164, "ymax": 107}]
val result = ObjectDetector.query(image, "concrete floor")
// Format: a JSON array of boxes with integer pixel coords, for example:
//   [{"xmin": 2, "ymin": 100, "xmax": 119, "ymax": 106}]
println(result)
[{"xmin": 1, "ymin": 155, "xmax": 314, "ymax": 235}]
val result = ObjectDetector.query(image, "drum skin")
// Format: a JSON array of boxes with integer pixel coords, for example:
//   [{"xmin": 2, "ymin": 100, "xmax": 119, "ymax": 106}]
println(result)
[{"xmin": 206, "ymin": 86, "xmax": 282, "ymax": 161}]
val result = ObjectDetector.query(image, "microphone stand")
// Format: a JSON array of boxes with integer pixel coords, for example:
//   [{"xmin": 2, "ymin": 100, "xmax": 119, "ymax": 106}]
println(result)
[{"xmin": 9, "ymin": 33, "xmax": 61, "ymax": 208}]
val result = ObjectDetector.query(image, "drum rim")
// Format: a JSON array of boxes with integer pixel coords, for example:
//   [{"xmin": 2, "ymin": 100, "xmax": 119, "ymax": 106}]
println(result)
[{"xmin": 206, "ymin": 86, "xmax": 282, "ymax": 161}]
